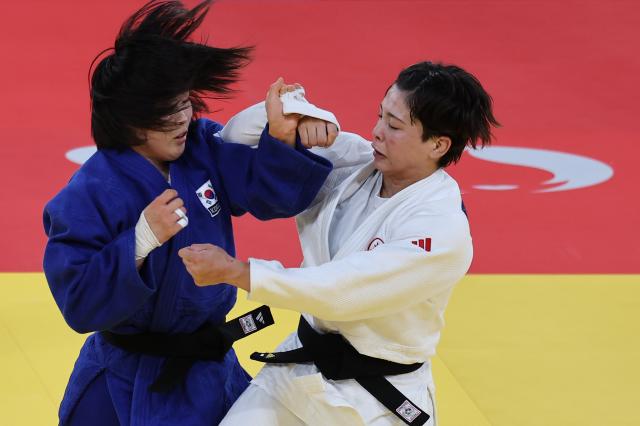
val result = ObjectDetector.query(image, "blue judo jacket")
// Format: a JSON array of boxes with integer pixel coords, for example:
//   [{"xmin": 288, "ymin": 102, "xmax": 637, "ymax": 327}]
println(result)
[{"xmin": 43, "ymin": 119, "xmax": 332, "ymax": 425}]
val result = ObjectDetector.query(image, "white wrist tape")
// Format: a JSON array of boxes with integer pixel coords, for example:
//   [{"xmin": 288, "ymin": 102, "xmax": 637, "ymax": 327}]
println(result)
[
  {"xmin": 135, "ymin": 212, "xmax": 162, "ymax": 261},
  {"xmin": 280, "ymin": 88, "xmax": 340, "ymax": 131}
]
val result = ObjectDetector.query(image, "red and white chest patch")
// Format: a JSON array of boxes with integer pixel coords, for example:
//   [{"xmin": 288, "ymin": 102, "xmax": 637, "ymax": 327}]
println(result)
[{"xmin": 367, "ymin": 237, "xmax": 384, "ymax": 251}]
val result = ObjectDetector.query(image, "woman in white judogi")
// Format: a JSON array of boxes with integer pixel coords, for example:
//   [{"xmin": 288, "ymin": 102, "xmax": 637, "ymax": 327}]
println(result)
[{"xmin": 179, "ymin": 61, "xmax": 499, "ymax": 425}]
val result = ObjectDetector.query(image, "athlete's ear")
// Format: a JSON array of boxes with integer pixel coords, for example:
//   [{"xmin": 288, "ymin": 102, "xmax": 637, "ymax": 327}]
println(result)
[
  {"xmin": 428, "ymin": 136, "xmax": 451, "ymax": 161},
  {"xmin": 133, "ymin": 128, "xmax": 148, "ymax": 143}
]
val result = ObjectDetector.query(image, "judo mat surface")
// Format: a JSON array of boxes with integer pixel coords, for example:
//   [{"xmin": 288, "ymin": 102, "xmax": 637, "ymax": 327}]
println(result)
[
  {"xmin": 1, "ymin": 0, "xmax": 639, "ymax": 424},
  {"xmin": 3, "ymin": 274, "xmax": 639, "ymax": 425}
]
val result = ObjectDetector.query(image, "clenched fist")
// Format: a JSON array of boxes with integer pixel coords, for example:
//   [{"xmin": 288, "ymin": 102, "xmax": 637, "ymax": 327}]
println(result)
[
  {"xmin": 297, "ymin": 116, "xmax": 338, "ymax": 149},
  {"xmin": 143, "ymin": 189, "xmax": 187, "ymax": 244},
  {"xmin": 266, "ymin": 77, "xmax": 302, "ymax": 147},
  {"xmin": 178, "ymin": 244, "xmax": 250, "ymax": 291}
]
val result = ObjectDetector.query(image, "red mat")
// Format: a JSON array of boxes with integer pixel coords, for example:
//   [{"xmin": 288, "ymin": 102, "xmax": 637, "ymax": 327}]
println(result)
[{"xmin": 1, "ymin": 0, "xmax": 638, "ymax": 272}]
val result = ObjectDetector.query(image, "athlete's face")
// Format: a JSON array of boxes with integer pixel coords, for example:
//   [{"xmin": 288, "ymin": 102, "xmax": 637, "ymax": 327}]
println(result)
[
  {"xmin": 371, "ymin": 85, "xmax": 437, "ymax": 183},
  {"xmin": 134, "ymin": 93, "xmax": 193, "ymax": 168}
]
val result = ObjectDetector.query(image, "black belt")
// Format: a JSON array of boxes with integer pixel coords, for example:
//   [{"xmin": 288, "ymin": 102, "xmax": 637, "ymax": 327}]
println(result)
[
  {"xmin": 101, "ymin": 305, "xmax": 274, "ymax": 393},
  {"xmin": 251, "ymin": 316, "xmax": 430, "ymax": 425}
]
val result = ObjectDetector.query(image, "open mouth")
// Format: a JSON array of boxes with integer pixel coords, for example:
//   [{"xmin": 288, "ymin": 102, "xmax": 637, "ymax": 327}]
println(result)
[
  {"xmin": 373, "ymin": 147, "xmax": 385, "ymax": 157},
  {"xmin": 174, "ymin": 130, "xmax": 188, "ymax": 140}
]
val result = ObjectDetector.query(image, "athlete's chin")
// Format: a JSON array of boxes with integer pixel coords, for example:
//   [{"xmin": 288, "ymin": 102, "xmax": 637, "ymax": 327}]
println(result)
[
  {"xmin": 373, "ymin": 157, "xmax": 389, "ymax": 173},
  {"xmin": 168, "ymin": 144, "xmax": 186, "ymax": 161}
]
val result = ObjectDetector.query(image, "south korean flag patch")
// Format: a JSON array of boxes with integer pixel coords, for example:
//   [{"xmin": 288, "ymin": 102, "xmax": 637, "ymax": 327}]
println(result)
[{"xmin": 196, "ymin": 180, "xmax": 221, "ymax": 218}]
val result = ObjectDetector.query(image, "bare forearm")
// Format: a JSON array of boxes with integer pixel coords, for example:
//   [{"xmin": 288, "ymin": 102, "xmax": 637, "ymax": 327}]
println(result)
[{"xmin": 227, "ymin": 259, "xmax": 251, "ymax": 292}]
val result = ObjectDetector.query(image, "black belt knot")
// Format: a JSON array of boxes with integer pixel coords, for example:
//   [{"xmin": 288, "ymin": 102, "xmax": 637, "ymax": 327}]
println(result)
[
  {"xmin": 251, "ymin": 316, "xmax": 430, "ymax": 425},
  {"xmin": 101, "ymin": 305, "xmax": 274, "ymax": 393}
]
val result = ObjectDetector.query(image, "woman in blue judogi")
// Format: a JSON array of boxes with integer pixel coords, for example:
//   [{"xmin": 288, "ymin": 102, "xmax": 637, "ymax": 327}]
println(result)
[{"xmin": 42, "ymin": 1, "xmax": 332, "ymax": 425}]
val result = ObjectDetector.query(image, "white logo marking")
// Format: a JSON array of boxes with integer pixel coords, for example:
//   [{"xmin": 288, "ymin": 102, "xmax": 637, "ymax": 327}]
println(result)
[
  {"xmin": 466, "ymin": 146, "xmax": 613, "ymax": 192},
  {"xmin": 64, "ymin": 144, "xmax": 615, "ymax": 193},
  {"xmin": 66, "ymin": 146, "xmax": 97, "ymax": 165}
]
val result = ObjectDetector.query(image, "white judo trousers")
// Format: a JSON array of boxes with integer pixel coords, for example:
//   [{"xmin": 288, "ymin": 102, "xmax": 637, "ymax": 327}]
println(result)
[
  {"xmin": 220, "ymin": 383, "xmax": 437, "ymax": 426},
  {"xmin": 220, "ymin": 103, "xmax": 471, "ymax": 425}
]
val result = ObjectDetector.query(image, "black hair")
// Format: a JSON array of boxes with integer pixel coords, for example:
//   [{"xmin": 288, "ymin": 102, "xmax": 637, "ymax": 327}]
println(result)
[
  {"xmin": 90, "ymin": 0, "xmax": 252, "ymax": 149},
  {"xmin": 394, "ymin": 61, "xmax": 500, "ymax": 168}
]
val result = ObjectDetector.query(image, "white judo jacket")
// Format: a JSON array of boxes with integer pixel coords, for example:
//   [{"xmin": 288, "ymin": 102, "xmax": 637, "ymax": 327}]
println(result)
[{"xmin": 222, "ymin": 103, "xmax": 473, "ymax": 425}]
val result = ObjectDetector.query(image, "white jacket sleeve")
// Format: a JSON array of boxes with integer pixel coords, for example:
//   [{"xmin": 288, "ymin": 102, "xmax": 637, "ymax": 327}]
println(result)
[
  {"xmin": 248, "ymin": 212, "xmax": 473, "ymax": 321},
  {"xmin": 220, "ymin": 102, "xmax": 373, "ymax": 205},
  {"xmin": 221, "ymin": 102, "xmax": 372, "ymax": 166},
  {"xmin": 219, "ymin": 102, "xmax": 267, "ymax": 147}
]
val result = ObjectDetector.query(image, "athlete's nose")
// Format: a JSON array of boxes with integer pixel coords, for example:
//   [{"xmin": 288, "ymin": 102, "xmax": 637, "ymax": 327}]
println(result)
[{"xmin": 372, "ymin": 119, "xmax": 383, "ymax": 142}]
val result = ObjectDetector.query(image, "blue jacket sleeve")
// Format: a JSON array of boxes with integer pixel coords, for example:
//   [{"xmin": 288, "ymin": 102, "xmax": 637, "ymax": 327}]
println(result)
[
  {"xmin": 43, "ymin": 181, "xmax": 156, "ymax": 333},
  {"xmin": 205, "ymin": 120, "xmax": 333, "ymax": 219}
]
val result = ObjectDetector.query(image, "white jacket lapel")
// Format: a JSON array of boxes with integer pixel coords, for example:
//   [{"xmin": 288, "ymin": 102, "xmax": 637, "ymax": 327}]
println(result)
[{"xmin": 333, "ymin": 169, "xmax": 447, "ymax": 260}]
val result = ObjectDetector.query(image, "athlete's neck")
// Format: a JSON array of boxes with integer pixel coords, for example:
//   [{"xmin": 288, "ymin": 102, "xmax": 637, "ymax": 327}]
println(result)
[
  {"xmin": 145, "ymin": 156, "xmax": 170, "ymax": 181},
  {"xmin": 380, "ymin": 166, "xmax": 439, "ymax": 198}
]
